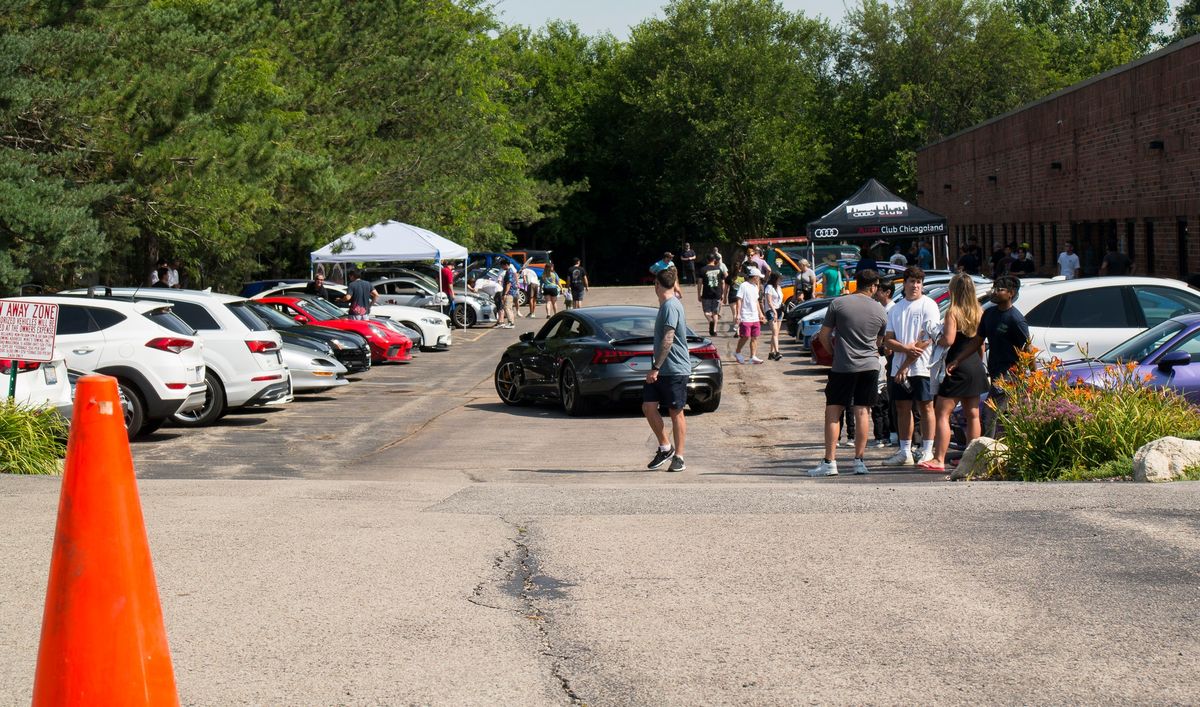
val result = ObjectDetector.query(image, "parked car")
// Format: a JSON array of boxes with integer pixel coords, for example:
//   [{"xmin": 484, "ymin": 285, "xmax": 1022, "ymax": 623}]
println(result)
[
  {"xmin": 372, "ymin": 275, "xmax": 496, "ymax": 328},
  {"xmin": 493, "ymin": 306, "xmax": 723, "ymax": 415},
  {"xmin": 240, "ymin": 301, "xmax": 372, "ymax": 373},
  {"xmin": 1052, "ymin": 313, "xmax": 1200, "ymax": 403},
  {"xmin": 250, "ymin": 281, "xmax": 454, "ymax": 349},
  {"xmin": 68, "ymin": 288, "xmax": 292, "ymax": 427},
  {"xmin": 3, "ymin": 350, "xmax": 73, "ymax": 421},
  {"xmin": 256, "ymin": 294, "xmax": 414, "ymax": 363},
  {"xmin": 7, "ymin": 295, "xmax": 206, "ymax": 438},
  {"xmin": 993, "ymin": 276, "xmax": 1200, "ymax": 360},
  {"xmin": 280, "ymin": 340, "xmax": 349, "ymax": 393}
]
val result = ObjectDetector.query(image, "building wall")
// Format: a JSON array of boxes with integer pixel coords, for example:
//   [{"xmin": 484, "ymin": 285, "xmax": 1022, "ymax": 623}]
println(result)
[{"xmin": 916, "ymin": 35, "xmax": 1200, "ymax": 278}]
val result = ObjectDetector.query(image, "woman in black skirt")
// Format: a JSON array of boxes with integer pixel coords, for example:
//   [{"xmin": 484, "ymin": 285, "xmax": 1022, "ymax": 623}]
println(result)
[{"xmin": 919, "ymin": 273, "xmax": 988, "ymax": 471}]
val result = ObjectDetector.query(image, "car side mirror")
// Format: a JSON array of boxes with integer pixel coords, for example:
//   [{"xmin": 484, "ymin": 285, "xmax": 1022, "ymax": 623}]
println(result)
[
  {"xmin": 1157, "ymin": 350, "xmax": 1190, "ymax": 372},
  {"xmin": 294, "ymin": 315, "xmax": 310, "ymax": 325},
  {"xmin": 519, "ymin": 332, "xmax": 534, "ymax": 342}
]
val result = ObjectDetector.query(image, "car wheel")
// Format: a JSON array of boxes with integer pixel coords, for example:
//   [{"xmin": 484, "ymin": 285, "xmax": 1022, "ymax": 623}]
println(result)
[
  {"xmin": 494, "ymin": 359, "xmax": 527, "ymax": 406},
  {"xmin": 517, "ymin": 289, "xmax": 528, "ymax": 307},
  {"xmin": 453, "ymin": 305, "xmax": 478, "ymax": 328},
  {"xmin": 140, "ymin": 417, "xmax": 166, "ymax": 435},
  {"xmin": 171, "ymin": 371, "xmax": 225, "ymax": 427},
  {"xmin": 117, "ymin": 380, "xmax": 145, "ymax": 439},
  {"xmin": 559, "ymin": 363, "xmax": 592, "ymax": 416},
  {"xmin": 690, "ymin": 391, "xmax": 721, "ymax": 414}
]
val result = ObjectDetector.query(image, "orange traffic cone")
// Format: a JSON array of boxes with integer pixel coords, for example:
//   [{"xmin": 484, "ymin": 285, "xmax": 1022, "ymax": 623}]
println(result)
[{"xmin": 32, "ymin": 375, "xmax": 179, "ymax": 705}]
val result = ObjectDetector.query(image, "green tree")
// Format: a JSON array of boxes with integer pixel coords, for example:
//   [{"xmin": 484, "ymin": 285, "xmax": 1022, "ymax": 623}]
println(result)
[{"xmin": 1171, "ymin": 0, "xmax": 1200, "ymax": 41}]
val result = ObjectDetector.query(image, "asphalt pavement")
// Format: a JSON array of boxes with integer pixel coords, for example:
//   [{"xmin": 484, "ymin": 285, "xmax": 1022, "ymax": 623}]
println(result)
[{"xmin": 2, "ymin": 285, "xmax": 1198, "ymax": 705}]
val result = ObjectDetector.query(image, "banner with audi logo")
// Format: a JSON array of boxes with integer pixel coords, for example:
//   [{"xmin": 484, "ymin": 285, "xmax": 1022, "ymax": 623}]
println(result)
[
  {"xmin": 807, "ymin": 177, "xmax": 946, "ymax": 242},
  {"xmin": 812, "ymin": 228, "xmax": 840, "ymax": 238}
]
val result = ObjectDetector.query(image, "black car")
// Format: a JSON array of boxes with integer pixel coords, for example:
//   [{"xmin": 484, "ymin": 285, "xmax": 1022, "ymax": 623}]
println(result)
[
  {"xmin": 783, "ymin": 297, "xmax": 834, "ymax": 339},
  {"xmin": 233, "ymin": 301, "xmax": 372, "ymax": 373},
  {"xmin": 494, "ymin": 306, "xmax": 723, "ymax": 416}
]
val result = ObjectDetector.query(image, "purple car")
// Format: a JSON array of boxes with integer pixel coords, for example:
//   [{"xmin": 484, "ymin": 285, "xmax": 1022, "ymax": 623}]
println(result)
[{"xmin": 1054, "ymin": 313, "xmax": 1200, "ymax": 403}]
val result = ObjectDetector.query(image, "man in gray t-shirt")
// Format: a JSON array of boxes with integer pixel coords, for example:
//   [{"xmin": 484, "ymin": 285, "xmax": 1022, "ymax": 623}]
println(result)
[
  {"xmin": 643, "ymin": 268, "xmax": 692, "ymax": 473},
  {"xmin": 809, "ymin": 269, "xmax": 887, "ymax": 477}
]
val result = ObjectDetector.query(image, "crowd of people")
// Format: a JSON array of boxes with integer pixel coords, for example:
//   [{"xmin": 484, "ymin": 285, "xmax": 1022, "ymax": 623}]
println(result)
[{"xmin": 469, "ymin": 257, "xmax": 590, "ymax": 328}]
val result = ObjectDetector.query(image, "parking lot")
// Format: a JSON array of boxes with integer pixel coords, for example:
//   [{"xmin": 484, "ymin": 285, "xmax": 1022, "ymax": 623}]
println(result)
[{"xmin": 3, "ymin": 286, "xmax": 1200, "ymax": 705}]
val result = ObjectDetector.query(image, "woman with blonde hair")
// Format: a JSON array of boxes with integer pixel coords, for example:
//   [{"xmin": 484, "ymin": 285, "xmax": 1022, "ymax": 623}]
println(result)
[{"xmin": 918, "ymin": 273, "xmax": 988, "ymax": 471}]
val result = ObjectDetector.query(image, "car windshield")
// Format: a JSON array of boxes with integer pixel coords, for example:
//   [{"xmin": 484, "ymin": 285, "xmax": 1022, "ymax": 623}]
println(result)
[
  {"xmin": 247, "ymin": 302, "xmax": 298, "ymax": 328},
  {"xmin": 591, "ymin": 311, "xmax": 697, "ymax": 340},
  {"xmin": 304, "ymin": 297, "xmax": 345, "ymax": 319},
  {"xmin": 1097, "ymin": 319, "xmax": 1186, "ymax": 363},
  {"xmin": 225, "ymin": 302, "xmax": 271, "ymax": 331}
]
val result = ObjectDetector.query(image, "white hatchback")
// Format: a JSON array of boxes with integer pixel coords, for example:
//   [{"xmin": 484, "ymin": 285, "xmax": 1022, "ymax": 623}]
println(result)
[
  {"xmin": 70, "ymin": 289, "xmax": 291, "ymax": 426},
  {"xmin": 1003, "ymin": 276, "xmax": 1200, "ymax": 360}
]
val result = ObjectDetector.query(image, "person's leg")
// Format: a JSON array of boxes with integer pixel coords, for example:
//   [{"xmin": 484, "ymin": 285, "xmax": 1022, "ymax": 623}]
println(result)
[
  {"xmin": 962, "ymin": 395, "xmax": 982, "ymax": 444},
  {"xmin": 895, "ymin": 399, "xmax": 914, "ymax": 451},
  {"xmin": 932, "ymin": 396, "xmax": 957, "ymax": 464},
  {"xmin": 917, "ymin": 398, "xmax": 936, "ymax": 458},
  {"xmin": 853, "ymin": 405, "xmax": 871, "ymax": 459},
  {"xmin": 735, "ymin": 332, "xmax": 748, "ymax": 354},
  {"xmin": 772, "ymin": 320, "xmax": 781, "ymax": 355},
  {"xmin": 668, "ymin": 407, "xmax": 686, "ymax": 457},
  {"xmin": 642, "ymin": 402, "xmax": 669, "ymax": 447},
  {"xmin": 749, "ymin": 330, "xmax": 759, "ymax": 359},
  {"xmin": 824, "ymin": 404, "xmax": 844, "ymax": 462}
]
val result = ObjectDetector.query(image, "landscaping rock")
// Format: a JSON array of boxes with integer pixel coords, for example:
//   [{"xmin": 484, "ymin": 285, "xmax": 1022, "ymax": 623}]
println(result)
[
  {"xmin": 1133, "ymin": 437, "xmax": 1200, "ymax": 482},
  {"xmin": 952, "ymin": 437, "xmax": 1008, "ymax": 480}
]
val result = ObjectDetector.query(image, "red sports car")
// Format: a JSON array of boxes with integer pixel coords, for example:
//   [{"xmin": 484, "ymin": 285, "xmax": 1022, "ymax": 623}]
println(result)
[{"xmin": 257, "ymin": 295, "xmax": 413, "ymax": 363}]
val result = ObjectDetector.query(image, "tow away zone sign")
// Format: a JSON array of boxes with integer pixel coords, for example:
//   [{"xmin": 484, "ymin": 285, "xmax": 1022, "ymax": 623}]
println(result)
[{"xmin": 0, "ymin": 300, "xmax": 59, "ymax": 362}]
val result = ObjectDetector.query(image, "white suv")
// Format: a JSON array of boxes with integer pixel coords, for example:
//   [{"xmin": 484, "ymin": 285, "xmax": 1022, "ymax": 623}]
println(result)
[
  {"xmin": 3, "ymin": 349, "xmax": 72, "ymax": 421},
  {"xmin": 71, "ymin": 289, "xmax": 291, "ymax": 426},
  {"xmin": 6, "ymin": 296, "xmax": 206, "ymax": 438}
]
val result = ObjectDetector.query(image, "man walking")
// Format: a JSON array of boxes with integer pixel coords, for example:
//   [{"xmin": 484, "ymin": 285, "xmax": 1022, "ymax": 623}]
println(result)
[
  {"xmin": 810, "ymin": 269, "xmax": 888, "ymax": 477},
  {"xmin": 698, "ymin": 253, "xmax": 725, "ymax": 336},
  {"xmin": 884, "ymin": 266, "xmax": 940, "ymax": 466},
  {"xmin": 568, "ymin": 258, "xmax": 588, "ymax": 309},
  {"xmin": 1057, "ymin": 241, "xmax": 1081, "ymax": 279},
  {"xmin": 643, "ymin": 268, "xmax": 690, "ymax": 473},
  {"xmin": 346, "ymin": 270, "xmax": 378, "ymax": 320},
  {"xmin": 500, "ymin": 261, "xmax": 519, "ymax": 327},
  {"xmin": 1100, "ymin": 241, "xmax": 1132, "ymax": 275},
  {"xmin": 680, "ymin": 242, "xmax": 697, "ymax": 284},
  {"xmin": 734, "ymin": 267, "xmax": 765, "ymax": 364}
]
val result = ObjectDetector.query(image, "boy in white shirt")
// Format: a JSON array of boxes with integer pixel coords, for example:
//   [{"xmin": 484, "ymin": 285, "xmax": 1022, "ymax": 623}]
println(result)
[
  {"xmin": 883, "ymin": 267, "xmax": 941, "ymax": 465},
  {"xmin": 734, "ymin": 267, "xmax": 765, "ymax": 364}
]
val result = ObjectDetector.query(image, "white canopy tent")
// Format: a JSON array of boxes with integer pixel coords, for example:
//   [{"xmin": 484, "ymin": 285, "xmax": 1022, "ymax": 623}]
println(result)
[{"xmin": 310, "ymin": 220, "xmax": 470, "ymax": 332}]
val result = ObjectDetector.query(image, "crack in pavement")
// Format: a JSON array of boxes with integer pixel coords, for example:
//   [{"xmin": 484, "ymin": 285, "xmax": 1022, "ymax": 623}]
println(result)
[{"xmin": 471, "ymin": 518, "xmax": 585, "ymax": 705}]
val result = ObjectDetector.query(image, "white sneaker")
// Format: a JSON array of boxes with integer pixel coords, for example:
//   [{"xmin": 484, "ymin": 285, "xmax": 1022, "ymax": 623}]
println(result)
[
  {"xmin": 750, "ymin": 356, "xmax": 764, "ymax": 364},
  {"xmin": 734, "ymin": 353, "xmax": 746, "ymax": 364},
  {"xmin": 885, "ymin": 450, "xmax": 915, "ymax": 466},
  {"xmin": 808, "ymin": 460, "xmax": 839, "ymax": 477},
  {"xmin": 852, "ymin": 459, "xmax": 870, "ymax": 475},
  {"xmin": 917, "ymin": 449, "xmax": 935, "ymax": 464},
  {"xmin": 873, "ymin": 439, "xmax": 889, "ymax": 448}
]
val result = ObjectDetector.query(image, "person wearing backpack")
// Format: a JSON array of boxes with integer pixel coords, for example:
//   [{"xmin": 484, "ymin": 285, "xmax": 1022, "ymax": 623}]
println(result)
[{"xmin": 568, "ymin": 258, "xmax": 589, "ymax": 309}]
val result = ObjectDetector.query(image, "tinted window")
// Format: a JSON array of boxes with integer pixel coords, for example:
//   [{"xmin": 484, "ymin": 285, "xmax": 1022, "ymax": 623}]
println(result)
[
  {"xmin": 225, "ymin": 303, "xmax": 269, "ymax": 331},
  {"xmin": 1056, "ymin": 288, "xmax": 1131, "ymax": 328},
  {"xmin": 1099, "ymin": 320, "xmax": 1184, "ymax": 363},
  {"xmin": 1168, "ymin": 329, "xmax": 1200, "ymax": 364},
  {"xmin": 546, "ymin": 317, "xmax": 585, "ymax": 340},
  {"xmin": 1024, "ymin": 296, "xmax": 1058, "ymax": 327},
  {"xmin": 56, "ymin": 305, "xmax": 96, "ymax": 335},
  {"xmin": 89, "ymin": 308, "xmax": 126, "ymax": 330},
  {"xmin": 162, "ymin": 300, "xmax": 221, "ymax": 330},
  {"xmin": 535, "ymin": 316, "xmax": 568, "ymax": 340},
  {"xmin": 1134, "ymin": 287, "xmax": 1200, "ymax": 328},
  {"xmin": 143, "ymin": 308, "xmax": 195, "ymax": 336}
]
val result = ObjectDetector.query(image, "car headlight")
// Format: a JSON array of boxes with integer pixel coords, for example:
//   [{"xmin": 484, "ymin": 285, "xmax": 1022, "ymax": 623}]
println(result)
[
  {"xmin": 420, "ymin": 317, "xmax": 442, "ymax": 325},
  {"xmin": 329, "ymin": 339, "xmax": 348, "ymax": 350}
]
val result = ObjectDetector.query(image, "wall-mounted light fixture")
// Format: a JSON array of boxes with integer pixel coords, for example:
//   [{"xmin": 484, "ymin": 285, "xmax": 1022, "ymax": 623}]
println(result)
[
  {"xmin": 1050, "ymin": 161, "xmax": 1063, "ymax": 170},
  {"xmin": 987, "ymin": 175, "xmax": 998, "ymax": 182},
  {"xmin": 1149, "ymin": 140, "xmax": 1164, "ymax": 150}
]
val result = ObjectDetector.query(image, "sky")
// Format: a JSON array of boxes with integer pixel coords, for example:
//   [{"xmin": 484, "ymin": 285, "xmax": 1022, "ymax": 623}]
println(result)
[{"xmin": 493, "ymin": 0, "xmax": 853, "ymax": 38}]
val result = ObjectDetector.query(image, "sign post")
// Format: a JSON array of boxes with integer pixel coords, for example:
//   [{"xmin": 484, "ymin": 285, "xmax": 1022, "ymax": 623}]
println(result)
[{"xmin": 0, "ymin": 300, "xmax": 59, "ymax": 401}]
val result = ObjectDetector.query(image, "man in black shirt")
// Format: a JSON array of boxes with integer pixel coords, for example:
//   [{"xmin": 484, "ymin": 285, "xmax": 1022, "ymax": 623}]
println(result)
[
  {"xmin": 305, "ymin": 273, "xmax": 333, "ymax": 301},
  {"xmin": 956, "ymin": 246, "xmax": 981, "ymax": 275},
  {"xmin": 1099, "ymin": 243, "xmax": 1133, "ymax": 276},
  {"xmin": 680, "ymin": 242, "xmax": 697, "ymax": 284},
  {"xmin": 1009, "ymin": 247, "xmax": 1036, "ymax": 276},
  {"xmin": 697, "ymin": 254, "xmax": 724, "ymax": 336},
  {"xmin": 567, "ymin": 258, "xmax": 589, "ymax": 309}
]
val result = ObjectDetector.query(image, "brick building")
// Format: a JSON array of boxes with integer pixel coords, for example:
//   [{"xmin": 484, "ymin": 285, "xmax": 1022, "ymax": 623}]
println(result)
[{"xmin": 916, "ymin": 34, "xmax": 1200, "ymax": 278}]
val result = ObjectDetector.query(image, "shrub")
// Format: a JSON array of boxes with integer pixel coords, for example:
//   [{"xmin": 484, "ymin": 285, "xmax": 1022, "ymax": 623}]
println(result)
[
  {"xmin": 994, "ymin": 350, "xmax": 1200, "ymax": 481},
  {"xmin": 0, "ymin": 402, "xmax": 67, "ymax": 475}
]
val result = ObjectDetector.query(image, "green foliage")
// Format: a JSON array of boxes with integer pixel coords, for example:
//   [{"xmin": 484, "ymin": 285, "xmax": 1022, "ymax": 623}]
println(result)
[
  {"xmin": 1177, "ymin": 464, "xmax": 1200, "ymax": 481},
  {"xmin": 1060, "ymin": 456, "xmax": 1133, "ymax": 481},
  {"xmin": 995, "ymin": 352, "xmax": 1200, "ymax": 480},
  {"xmin": 0, "ymin": 401, "xmax": 67, "ymax": 475},
  {"xmin": 1171, "ymin": 0, "xmax": 1200, "ymax": 42}
]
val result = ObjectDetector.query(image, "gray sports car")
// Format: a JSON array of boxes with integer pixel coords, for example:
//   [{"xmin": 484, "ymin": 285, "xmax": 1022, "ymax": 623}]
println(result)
[{"xmin": 494, "ymin": 306, "xmax": 723, "ymax": 415}]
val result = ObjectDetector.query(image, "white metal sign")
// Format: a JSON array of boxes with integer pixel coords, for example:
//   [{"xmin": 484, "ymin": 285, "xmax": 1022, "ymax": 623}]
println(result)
[{"xmin": 0, "ymin": 300, "xmax": 59, "ymax": 362}]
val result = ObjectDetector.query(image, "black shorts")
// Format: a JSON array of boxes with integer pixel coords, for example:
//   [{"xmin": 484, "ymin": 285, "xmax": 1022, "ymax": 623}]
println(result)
[
  {"xmin": 571, "ymin": 288, "xmax": 585, "ymax": 302},
  {"xmin": 825, "ymin": 370, "xmax": 879, "ymax": 408},
  {"xmin": 643, "ymin": 374, "xmax": 688, "ymax": 411}
]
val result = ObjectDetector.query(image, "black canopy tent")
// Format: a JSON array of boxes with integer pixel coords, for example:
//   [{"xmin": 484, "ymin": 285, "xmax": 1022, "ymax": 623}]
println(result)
[{"xmin": 806, "ymin": 178, "xmax": 949, "ymax": 268}]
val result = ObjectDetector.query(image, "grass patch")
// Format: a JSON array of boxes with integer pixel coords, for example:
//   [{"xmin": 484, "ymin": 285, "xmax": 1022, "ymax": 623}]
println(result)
[
  {"xmin": 0, "ymin": 402, "xmax": 67, "ymax": 475},
  {"xmin": 1179, "ymin": 464, "xmax": 1200, "ymax": 482},
  {"xmin": 1060, "ymin": 457, "xmax": 1134, "ymax": 481}
]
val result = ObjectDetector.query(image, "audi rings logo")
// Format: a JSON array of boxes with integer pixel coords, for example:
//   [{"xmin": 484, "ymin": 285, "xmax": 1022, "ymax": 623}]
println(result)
[{"xmin": 812, "ymin": 228, "xmax": 839, "ymax": 238}]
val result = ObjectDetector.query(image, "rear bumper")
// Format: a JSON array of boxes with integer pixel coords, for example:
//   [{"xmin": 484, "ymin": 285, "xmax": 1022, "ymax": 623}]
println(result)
[
  {"xmin": 241, "ymin": 380, "xmax": 292, "ymax": 407},
  {"xmin": 176, "ymin": 385, "xmax": 208, "ymax": 414},
  {"xmin": 580, "ymin": 367, "xmax": 724, "ymax": 405}
]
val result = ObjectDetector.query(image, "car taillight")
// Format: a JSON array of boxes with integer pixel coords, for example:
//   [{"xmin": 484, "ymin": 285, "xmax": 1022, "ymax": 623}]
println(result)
[
  {"xmin": 0, "ymin": 360, "xmax": 41, "ymax": 373},
  {"xmin": 245, "ymin": 340, "xmax": 279, "ymax": 354},
  {"xmin": 251, "ymin": 374, "xmax": 283, "ymax": 382},
  {"xmin": 690, "ymin": 345, "xmax": 720, "ymax": 360},
  {"xmin": 145, "ymin": 337, "xmax": 194, "ymax": 354},
  {"xmin": 591, "ymin": 349, "xmax": 642, "ymax": 365}
]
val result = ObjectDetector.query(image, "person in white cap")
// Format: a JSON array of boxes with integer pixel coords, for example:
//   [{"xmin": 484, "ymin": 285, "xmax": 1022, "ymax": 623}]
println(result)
[{"xmin": 734, "ymin": 266, "xmax": 765, "ymax": 364}]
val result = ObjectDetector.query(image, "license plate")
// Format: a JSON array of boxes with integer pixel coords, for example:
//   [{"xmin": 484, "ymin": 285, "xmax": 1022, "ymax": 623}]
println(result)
[{"xmin": 43, "ymin": 366, "xmax": 57, "ymax": 385}]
